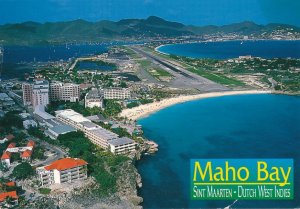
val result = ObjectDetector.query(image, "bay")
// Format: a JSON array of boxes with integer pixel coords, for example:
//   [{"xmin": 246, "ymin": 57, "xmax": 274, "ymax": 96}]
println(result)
[
  {"xmin": 137, "ymin": 94, "xmax": 300, "ymax": 208},
  {"xmin": 157, "ymin": 40, "xmax": 300, "ymax": 59}
]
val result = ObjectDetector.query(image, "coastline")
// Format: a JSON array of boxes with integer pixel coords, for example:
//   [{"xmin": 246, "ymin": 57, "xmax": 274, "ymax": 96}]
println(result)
[{"xmin": 120, "ymin": 90, "xmax": 272, "ymax": 121}]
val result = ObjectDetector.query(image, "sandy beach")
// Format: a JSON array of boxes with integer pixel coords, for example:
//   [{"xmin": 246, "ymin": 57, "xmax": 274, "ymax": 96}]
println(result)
[{"xmin": 120, "ymin": 90, "xmax": 272, "ymax": 121}]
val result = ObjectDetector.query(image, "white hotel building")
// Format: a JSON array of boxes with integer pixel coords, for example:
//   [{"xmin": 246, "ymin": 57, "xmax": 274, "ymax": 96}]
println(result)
[
  {"xmin": 36, "ymin": 158, "xmax": 87, "ymax": 186},
  {"xmin": 102, "ymin": 88, "xmax": 131, "ymax": 100},
  {"xmin": 23, "ymin": 80, "xmax": 80, "ymax": 107},
  {"xmin": 50, "ymin": 82, "xmax": 80, "ymax": 102},
  {"xmin": 55, "ymin": 109, "xmax": 136, "ymax": 154}
]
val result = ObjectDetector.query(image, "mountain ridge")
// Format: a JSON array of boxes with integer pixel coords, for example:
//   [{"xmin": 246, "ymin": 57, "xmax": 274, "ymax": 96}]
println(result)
[{"xmin": 0, "ymin": 16, "xmax": 299, "ymax": 45}]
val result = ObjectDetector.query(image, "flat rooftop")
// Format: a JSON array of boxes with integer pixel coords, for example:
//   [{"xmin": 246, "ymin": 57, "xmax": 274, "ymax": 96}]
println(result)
[
  {"xmin": 49, "ymin": 124, "xmax": 76, "ymax": 135},
  {"xmin": 108, "ymin": 137, "xmax": 135, "ymax": 147},
  {"xmin": 86, "ymin": 89, "xmax": 103, "ymax": 99},
  {"xmin": 90, "ymin": 127, "xmax": 118, "ymax": 141},
  {"xmin": 34, "ymin": 106, "xmax": 55, "ymax": 120},
  {"xmin": 80, "ymin": 121, "xmax": 99, "ymax": 129},
  {"xmin": 55, "ymin": 109, "xmax": 90, "ymax": 123}
]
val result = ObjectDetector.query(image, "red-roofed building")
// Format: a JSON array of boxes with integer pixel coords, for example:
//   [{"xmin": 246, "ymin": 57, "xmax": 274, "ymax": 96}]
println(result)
[
  {"xmin": 0, "ymin": 191, "xmax": 18, "ymax": 205},
  {"xmin": 5, "ymin": 181, "xmax": 16, "ymax": 187},
  {"xmin": 1, "ymin": 140, "xmax": 36, "ymax": 167},
  {"xmin": 7, "ymin": 143, "xmax": 16, "ymax": 149},
  {"xmin": 27, "ymin": 140, "xmax": 35, "ymax": 148},
  {"xmin": 21, "ymin": 150, "xmax": 32, "ymax": 161},
  {"xmin": 36, "ymin": 158, "xmax": 87, "ymax": 186},
  {"xmin": 1, "ymin": 151, "xmax": 11, "ymax": 166}
]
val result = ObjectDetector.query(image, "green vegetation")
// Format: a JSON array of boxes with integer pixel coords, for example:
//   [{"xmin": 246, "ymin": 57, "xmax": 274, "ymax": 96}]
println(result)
[
  {"xmin": 137, "ymin": 59, "xmax": 172, "ymax": 81},
  {"xmin": 92, "ymin": 74, "xmax": 114, "ymax": 87},
  {"xmin": 75, "ymin": 59, "xmax": 117, "ymax": 70},
  {"xmin": 0, "ymin": 163, "xmax": 8, "ymax": 172},
  {"xmin": 126, "ymin": 102, "xmax": 139, "ymax": 109},
  {"xmin": 35, "ymin": 67, "xmax": 67, "ymax": 83},
  {"xmin": 148, "ymin": 68, "xmax": 172, "ymax": 80},
  {"xmin": 31, "ymin": 145, "xmax": 46, "ymax": 160},
  {"xmin": 12, "ymin": 163, "xmax": 34, "ymax": 180},
  {"xmin": 103, "ymin": 100, "xmax": 122, "ymax": 117},
  {"xmin": 28, "ymin": 127, "xmax": 45, "ymax": 139},
  {"xmin": 121, "ymin": 46, "xmax": 142, "ymax": 59},
  {"xmin": 10, "ymin": 153, "xmax": 21, "ymax": 163},
  {"xmin": 57, "ymin": 132, "xmax": 129, "ymax": 195},
  {"xmin": 111, "ymin": 127, "xmax": 131, "ymax": 138},
  {"xmin": 229, "ymin": 58, "xmax": 300, "ymax": 91},
  {"xmin": 47, "ymin": 99, "xmax": 122, "ymax": 120},
  {"xmin": 0, "ymin": 111, "xmax": 23, "ymax": 132},
  {"xmin": 168, "ymin": 55, "xmax": 300, "ymax": 91},
  {"xmin": 137, "ymin": 60, "xmax": 152, "ymax": 68},
  {"xmin": 38, "ymin": 188, "xmax": 51, "ymax": 195},
  {"xmin": 140, "ymin": 98, "xmax": 154, "ymax": 104},
  {"xmin": 188, "ymin": 67, "xmax": 245, "ymax": 86}
]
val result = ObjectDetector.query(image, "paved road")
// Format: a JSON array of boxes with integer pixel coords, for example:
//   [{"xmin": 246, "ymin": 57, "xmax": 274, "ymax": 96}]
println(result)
[
  {"xmin": 32, "ymin": 140, "xmax": 66, "ymax": 167},
  {"xmin": 130, "ymin": 46, "xmax": 229, "ymax": 92}
]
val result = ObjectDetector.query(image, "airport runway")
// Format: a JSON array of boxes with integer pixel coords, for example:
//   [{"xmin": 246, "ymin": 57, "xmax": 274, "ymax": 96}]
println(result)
[{"xmin": 130, "ymin": 46, "xmax": 229, "ymax": 92}]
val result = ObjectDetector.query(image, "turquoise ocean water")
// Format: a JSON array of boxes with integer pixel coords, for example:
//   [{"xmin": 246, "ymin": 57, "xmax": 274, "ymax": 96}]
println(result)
[
  {"xmin": 137, "ymin": 94, "xmax": 300, "ymax": 208},
  {"xmin": 157, "ymin": 40, "xmax": 300, "ymax": 59}
]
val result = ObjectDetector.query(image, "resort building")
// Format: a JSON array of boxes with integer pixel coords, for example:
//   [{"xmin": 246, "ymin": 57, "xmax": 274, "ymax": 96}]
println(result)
[
  {"xmin": 85, "ymin": 88, "xmax": 104, "ymax": 108},
  {"xmin": 23, "ymin": 80, "xmax": 79, "ymax": 107},
  {"xmin": 22, "ymin": 83, "xmax": 33, "ymax": 106},
  {"xmin": 32, "ymin": 80, "xmax": 50, "ymax": 108},
  {"xmin": 102, "ymin": 87, "xmax": 131, "ymax": 100},
  {"xmin": 55, "ymin": 109, "xmax": 136, "ymax": 154},
  {"xmin": 45, "ymin": 124, "xmax": 77, "ymax": 140},
  {"xmin": 108, "ymin": 137, "xmax": 137, "ymax": 155},
  {"xmin": 33, "ymin": 105, "xmax": 55, "ymax": 125},
  {"xmin": 36, "ymin": 158, "xmax": 88, "ymax": 186},
  {"xmin": 33, "ymin": 105, "xmax": 76, "ymax": 139},
  {"xmin": 1, "ymin": 140, "xmax": 35, "ymax": 167},
  {"xmin": 50, "ymin": 82, "xmax": 80, "ymax": 102},
  {"xmin": 22, "ymin": 80, "xmax": 50, "ymax": 108}
]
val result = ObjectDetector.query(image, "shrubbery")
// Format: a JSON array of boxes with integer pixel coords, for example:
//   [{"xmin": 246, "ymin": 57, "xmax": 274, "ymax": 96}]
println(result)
[{"xmin": 57, "ymin": 131, "xmax": 129, "ymax": 195}]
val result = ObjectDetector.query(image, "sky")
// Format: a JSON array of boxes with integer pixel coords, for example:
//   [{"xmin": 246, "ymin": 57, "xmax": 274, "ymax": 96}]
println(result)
[{"xmin": 0, "ymin": 0, "xmax": 299, "ymax": 26}]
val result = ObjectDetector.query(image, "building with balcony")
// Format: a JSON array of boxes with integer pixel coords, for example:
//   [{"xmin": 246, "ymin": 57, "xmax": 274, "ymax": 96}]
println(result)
[
  {"xmin": 36, "ymin": 158, "xmax": 88, "ymax": 186},
  {"xmin": 50, "ymin": 82, "xmax": 80, "ymax": 102},
  {"xmin": 22, "ymin": 83, "xmax": 33, "ymax": 106},
  {"xmin": 85, "ymin": 88, "xmax": 104, "ymax": 108},
  {"xmin": 108, "ymin": 137, "xmax": 137, "ymax": 155},
  {"xmin": 55, "ymin": 109, "xmax": 136, "ymax": 154},
  {"xmin": 102, "ymin": 88, "xmax": 131, "ymax": 100},
  {"xmin": 33, "ymin": 105, "xmax": 76, "ymax": 139},
  {"xmin": 1, "ymin": 140, "xmax": 35, "ymax": 167},
  {"xmin": 32, "ymin": 80, "xmax": 50, "ymax": 108}
]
